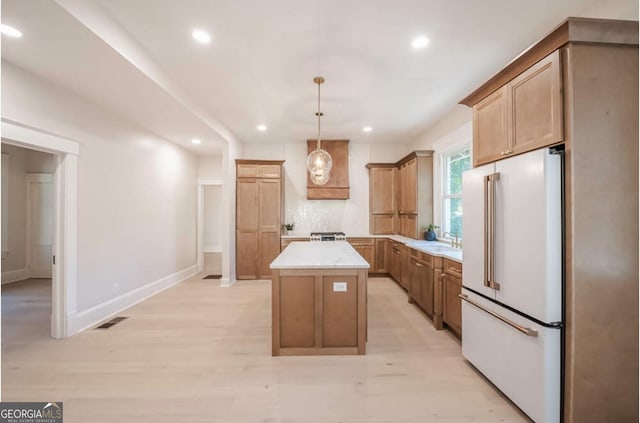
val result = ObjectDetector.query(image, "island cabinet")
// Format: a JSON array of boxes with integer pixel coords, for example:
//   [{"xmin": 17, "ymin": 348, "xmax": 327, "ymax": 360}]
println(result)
[
  {"xmin": 366, "ymin": 164, "xmax": 397, "ymax": 234},
  {"xmin": 236, "ymin": 160, "xmax": 284, "ymax": 280},
  {"xmin": 270, "ymin": 241, "xmax": 369, "ymax": 356},
  {"xmin": 441, "ymin": 258, "xmax": 462, "ymax": 338},
  {"xmin": 347, "ymin": 238, "xmax": 374, "ymax": 268},
  {"xmin": 469, "ymin": 50, "xmax": 563, "ymax": 167}
]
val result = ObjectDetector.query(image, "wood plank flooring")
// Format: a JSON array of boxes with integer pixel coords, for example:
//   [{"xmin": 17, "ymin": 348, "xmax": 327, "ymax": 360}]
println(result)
[{"xmin": 1, "ymin": 276, "xmax": 529, "ymax": 422}]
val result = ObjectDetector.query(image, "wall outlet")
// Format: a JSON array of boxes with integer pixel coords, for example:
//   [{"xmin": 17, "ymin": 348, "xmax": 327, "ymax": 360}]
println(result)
[{"xmin": 333, "ymin": 282, "xmax": 347, "ymax": 292}]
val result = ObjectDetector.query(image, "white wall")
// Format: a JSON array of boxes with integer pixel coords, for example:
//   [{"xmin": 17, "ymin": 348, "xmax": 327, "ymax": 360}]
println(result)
[
  {"xmin": 198, "ymin": 154, "xmax": 223, "ymax": 178},
  {"xmin": 203, "ymin": 185, "xmax": 222, "ymax": 252},
  {"xmin": 1, "ymin": 61, "xmax": 198, "ymax": 312}
]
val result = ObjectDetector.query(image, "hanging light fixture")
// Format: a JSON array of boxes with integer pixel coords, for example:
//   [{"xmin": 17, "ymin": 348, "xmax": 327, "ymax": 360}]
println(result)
[{"xmin": 306, "ymin": 76, "xmax": 333, "ymax": 185}]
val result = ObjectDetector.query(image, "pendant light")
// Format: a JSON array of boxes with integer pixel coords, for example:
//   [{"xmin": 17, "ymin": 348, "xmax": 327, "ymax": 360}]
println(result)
[{"xmin": 306, "ymin": 76, "xmax": 333, "ymax": 185}]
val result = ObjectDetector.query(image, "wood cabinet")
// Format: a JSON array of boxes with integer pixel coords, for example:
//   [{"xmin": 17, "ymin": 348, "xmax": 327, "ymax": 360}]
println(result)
[
  {"xmin": 396, "ymin": 152, "xmax": 433, "ymax": 239},
  {"xmin": 399, "ymin": 244, "xmax": 410, "ymax": 290},
  {"xmin": 408, "ymin": 251, "xmax": 435, "ymax": 318},
  {"xmin": 306, "ymin": 140, "xmax": 350, "ymax": 199},
  {"xmin": 366, "ymin": 165, "xmax": 396, "ymax": 234},
  {"xmin": 348, "ymin": 238, "xmax": 374, "ymax": 269},
  {"xmin": 442, "ymin": 258, "xmax": 462, "ymax": 338},
  {"xmin": 388, "ymin": 241, "xmax": 402, "ymax": 286},
  {"xmin": 471, "ymin": 50, "xmax": 563, "ymax": 167},
  {"xmin": 373, "ymin": 238, "xmax": 388, "ymax": 273},
  {"xmin": 236, "ymin": 160, "xmax": 284, "ymax": 280}
]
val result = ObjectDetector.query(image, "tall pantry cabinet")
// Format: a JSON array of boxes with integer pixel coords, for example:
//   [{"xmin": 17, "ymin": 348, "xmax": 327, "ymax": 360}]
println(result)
[{"xmin": 236, "ymin": 160, "xmax": 284, "ymax": 279}]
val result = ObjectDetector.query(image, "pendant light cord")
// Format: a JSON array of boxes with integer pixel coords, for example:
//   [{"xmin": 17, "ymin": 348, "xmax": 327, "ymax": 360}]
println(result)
[{"xmin": 316, "ymin": 79, "xmax": 322, "ymax": 151}]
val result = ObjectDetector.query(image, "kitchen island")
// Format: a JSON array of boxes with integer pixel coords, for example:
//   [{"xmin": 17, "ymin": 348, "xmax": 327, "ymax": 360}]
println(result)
[{"xmin": 270, "ymin": 241, "xmax": 370, "ymax": 356}]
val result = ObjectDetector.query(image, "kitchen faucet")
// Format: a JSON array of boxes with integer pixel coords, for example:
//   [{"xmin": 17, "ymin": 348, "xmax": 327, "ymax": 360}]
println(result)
[{"xmin": 442, "ymin": 232, "xmax": 461, "ymax": 249}]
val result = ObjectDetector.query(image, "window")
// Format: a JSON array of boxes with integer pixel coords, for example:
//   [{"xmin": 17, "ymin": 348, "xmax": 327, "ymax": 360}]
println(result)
[{"xmin": 442, "ymin": 147, "xmax": 470, "ymax": 238}]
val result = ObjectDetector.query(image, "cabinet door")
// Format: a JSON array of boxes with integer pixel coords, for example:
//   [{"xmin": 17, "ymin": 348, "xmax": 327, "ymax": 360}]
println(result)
[
  {"xmin": 399, "ymin": 246, "xmax": 410, "ymax": 290},
  {"xmin": 443, "ymin": 273, "xmax": 462, "ymax": 336},
  {"xmin": 258, "ymin": 179, "xmax": 281, "ymax": 231},
  {"xmin": 370, "ymin": 167, "xmax": 396, "ymax": 213},
  {"xmin": 372, "ymin": 214, "xmax": 395, "ymax": 234},
  {"xmin": 473, "ymin": 86, "xmax": 509, "ymax": 167},
  {"xmin": 420, "ymin": 261, "xmax": 434, "ymax": 317},
  {"xmin": 404, "ymin": 159, "xmax": 417, "ymax": 214},
  {"xmin": 510, "ymin": 50, "xmax": 563, "ymax": 155},
  {"xmin": 374, "ymin": 238, "xmax": 387, "ymax": 272},
  {"xmin": 259, "ymin": 231, "xmax": 281, "ymax": 279},
  {"xmin": 397, "ymin": 164, "xmax": 404, "ymax": 212},
  {"xmin": 237, "ymin": 180, "xmax": 258, "ymax": 231},
  {"xmin": 236, "ymin": 230, "xmax": 258, "ymax": 279},
  {"xmin": 409, "ymin": 256, "xmax": 422, "ymax": 305},
  {"xmin": 389, "ymin": 243, "xmax": 401, "ymax": 283}
]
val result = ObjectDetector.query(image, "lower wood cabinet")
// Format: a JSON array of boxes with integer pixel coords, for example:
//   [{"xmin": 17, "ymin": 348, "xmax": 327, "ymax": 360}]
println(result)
[
  {"xmin": 388, "ymin": 241, "xmax": 402, "ymax": 284},
  {"xmin": 373, "ymin": 238, "xmax": 388, "ymax": 273},
  {"xmin": 348, "ymin": 238, "xmax": 374, "ymax": 269},
  {"xmin": 442, "ymin": 258, "xmax": 462, "ymax": 338},
  {"xmin": 408, "ymin": 252, "xmax": 434, "ymax": 318}
]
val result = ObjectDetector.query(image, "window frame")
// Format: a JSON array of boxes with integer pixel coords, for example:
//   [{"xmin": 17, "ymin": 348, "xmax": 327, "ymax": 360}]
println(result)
[{"xmin": 440, "ymin": 145, "xmax": 471, "ymax": 240}]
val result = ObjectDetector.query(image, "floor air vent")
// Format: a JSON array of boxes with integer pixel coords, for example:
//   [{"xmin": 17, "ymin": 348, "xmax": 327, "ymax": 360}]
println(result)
[
  {"xmin": 203, "ymin": 274, "xmax": 222, "ymax": 279},
  {"xmin": 95, "ymin": 316, "xmax": 128, "ymax": 329}
]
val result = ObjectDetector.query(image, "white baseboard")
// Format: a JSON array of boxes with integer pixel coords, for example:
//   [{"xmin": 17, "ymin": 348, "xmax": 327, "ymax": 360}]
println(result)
[
  {"xmin": 68, "ymin": 264, "xmax": 198, "ymax": 335},
  {"xmin": 220, "ymin": 277, "xmax": 235, "ymax": 287},
  {"xmin": 1, "ymin": 268, "xmax": 28, "ymax": 284}
]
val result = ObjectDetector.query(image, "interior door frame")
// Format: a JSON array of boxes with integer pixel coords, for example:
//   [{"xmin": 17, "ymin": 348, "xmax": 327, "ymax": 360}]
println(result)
[
  {"xmin": 26, "ymin": 173, "xmax": 54, "ymax": 279},
  {"xmin": 196, "ymin": 177, "xmax": 223, "ymax": 280},
  {"xmin": 1, "ymin": 119, "xmax": 79, "ymax": 339}
]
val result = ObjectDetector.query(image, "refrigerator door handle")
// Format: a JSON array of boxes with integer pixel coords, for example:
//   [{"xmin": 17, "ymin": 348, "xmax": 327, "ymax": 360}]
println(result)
[
  {"xmin": 460, "ymin": 294, "xmax": 538, "ymax": 337},
  {"xmin": 484, "ymin": 172, "xmax": 501, "ymax": 290}
]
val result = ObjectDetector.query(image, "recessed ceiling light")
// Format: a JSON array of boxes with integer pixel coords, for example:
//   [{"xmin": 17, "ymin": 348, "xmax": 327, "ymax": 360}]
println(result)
[
  {"xmin": 363, "ymin": 126, "xmax": 373, "ymax": 133},
  {"xmin": 411, "ymin": 36, "xmax": 429, "ymax": 49},
  {"xmin": 192, "ymin": 138, "xmax": 202, "ymax": 145},
  {"xmin": 257, "ymin": 124, "xmax": 267, "ymax": 131},
  {"xmin": 1, "ymin": 24, "xmax": 23, "ymax": 38},
  {"xmin": 192, "ymin": 29, "xmax": 211, "ymax": 45}
]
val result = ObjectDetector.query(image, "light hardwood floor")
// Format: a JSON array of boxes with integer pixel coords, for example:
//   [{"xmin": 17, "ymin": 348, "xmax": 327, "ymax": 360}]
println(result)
[{"xmin": 2, "ymin": 276, "xmax": 529, "ymax": 423}]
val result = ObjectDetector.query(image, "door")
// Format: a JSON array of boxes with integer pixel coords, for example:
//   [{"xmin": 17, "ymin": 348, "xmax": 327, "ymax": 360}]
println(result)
[
  {"xmin": 27, "ymin": 174, "xmax": 54, "ymax": 278},
  {"xmin": 462, "ymin": 162, "xmax": 497, "ymax": 299},
  {"xmin": 493, "ymin": 148, "xmax": 562, "ymax": 323}
]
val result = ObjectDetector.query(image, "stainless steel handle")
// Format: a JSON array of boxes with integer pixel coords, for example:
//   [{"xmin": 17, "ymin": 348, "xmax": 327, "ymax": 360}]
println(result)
[
  {"xmin": 415, "ymin": 262, "xmax": 423, "ymax": 267},
  {"xmin": 394, "ymin": 249, "xmax": 400, "ymax": 254},
  {"xmin": 459, "ymin": 294, "xmax": 538, "ymax": 337},
  {"xmin": 484, "ymin": 172, "xmax": 501, "ymax": 290},
  {"xmin": 448, "ymin": 266, "xmax": 460, "ymax": 273}
]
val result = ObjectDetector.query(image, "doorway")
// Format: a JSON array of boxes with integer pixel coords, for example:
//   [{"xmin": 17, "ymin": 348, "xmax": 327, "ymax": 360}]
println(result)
[
  {"xmin": 197, "ymin": 177, "xmax": 223, "ymax": 279},
  {"xmin": 1, "ymin": 120, "xmax": 79, "ymax": 338}
]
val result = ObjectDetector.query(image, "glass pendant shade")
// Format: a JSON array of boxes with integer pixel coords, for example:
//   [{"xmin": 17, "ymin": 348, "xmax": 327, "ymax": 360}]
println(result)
[{"xmin": 307, "ymin": 147, "xmax": 333, "ymax": 186}]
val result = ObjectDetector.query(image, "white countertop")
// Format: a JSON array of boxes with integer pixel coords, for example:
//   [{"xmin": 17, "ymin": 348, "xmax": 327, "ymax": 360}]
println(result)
[
  {"xmin": 270, "ymin": 241, "xmax": 370, "ymax": 269},
  {"xmin": 280, "ymin": 234, "xmax": 462, "ymax": 263}
]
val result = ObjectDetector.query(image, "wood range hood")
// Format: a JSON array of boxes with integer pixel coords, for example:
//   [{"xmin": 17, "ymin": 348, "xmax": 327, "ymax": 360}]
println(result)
[{"xmin": 306, "ymin": 139, "xmax": 350, "ymax": 200}]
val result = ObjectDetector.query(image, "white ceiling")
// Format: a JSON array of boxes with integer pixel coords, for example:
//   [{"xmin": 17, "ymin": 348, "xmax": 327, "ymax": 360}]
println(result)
[{"xmin": 1, "ymin": 0, "xmax": 637, "ymax": 155}]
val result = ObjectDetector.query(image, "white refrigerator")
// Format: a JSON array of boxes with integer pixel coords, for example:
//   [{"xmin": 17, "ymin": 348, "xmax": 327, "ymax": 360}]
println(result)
[{"xmin": 461, "ymin": 148, "xmax": 563, "ymax": 423}]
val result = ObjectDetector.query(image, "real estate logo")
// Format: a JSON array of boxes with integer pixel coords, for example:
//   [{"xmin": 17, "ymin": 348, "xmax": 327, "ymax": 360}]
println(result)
[{"xmin": 0, "ymin": 402, "xmax": 63, "ymax": 423}]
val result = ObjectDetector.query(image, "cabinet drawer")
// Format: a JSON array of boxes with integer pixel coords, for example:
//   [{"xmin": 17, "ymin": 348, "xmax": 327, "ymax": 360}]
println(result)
[
  {"xmin": 419, "ymin": 252, "xmax": 433, "ymax": 266},
  {"xmin": 444, "ymin": 258, "xmax": 462, "ymax": 276}
]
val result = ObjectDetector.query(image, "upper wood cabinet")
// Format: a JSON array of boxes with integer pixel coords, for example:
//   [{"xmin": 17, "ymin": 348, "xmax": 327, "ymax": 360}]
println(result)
[
  {"xmin": 366, "ymin": 151, "xmax": 433, "ymax": 239},
  {"xmin": 236, "ymin": 160, "xmax": 284, "ymax": 280},
  {"xmin": 306, "ymin": 140, "xmax": 349, "ymax": 199},
  {"xmin": 366, "ymin": 164, "xmax": 396, "ymax": 234},
  {"xmin": 470, "ymin": 50, "xmax": 564, "ymax": 167},
  {"xmin": 473, "ymin": 86, "xmax": 509, "ymax": 166}
]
